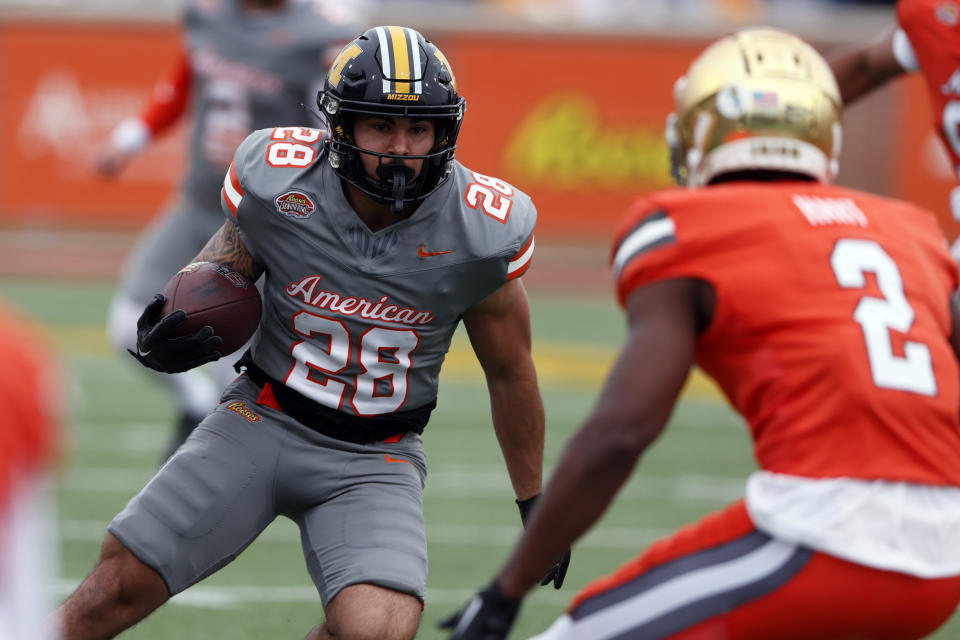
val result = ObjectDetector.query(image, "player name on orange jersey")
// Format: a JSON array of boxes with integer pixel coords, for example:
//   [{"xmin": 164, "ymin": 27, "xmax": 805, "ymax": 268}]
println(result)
[{"xmin": 792, "ymin": 194, "xmax": 868, "ymax": 228}]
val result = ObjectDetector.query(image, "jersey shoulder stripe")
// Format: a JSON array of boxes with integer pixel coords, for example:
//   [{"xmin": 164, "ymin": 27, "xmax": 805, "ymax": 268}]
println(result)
[
  {"xmin": 221, "ymin": 128, "xmax": 273, "ymax": 221},
  {"xmin": 446, "ymin": 163, "xmax": 538, "ymax": 262},
  {"xmin": 222, "ymin": 160, "xmax": 244, "ymax": 215},
  {"xmin": 507, "ymin": 234, "xmax": 535, "ymax": 280},
  {"xmin": 222, "ymin": 127, "xmax": 326, "ymax": 218},
  {"xmin": 612, "ymin": 209, "xmax": 676, "ymax": 277}
]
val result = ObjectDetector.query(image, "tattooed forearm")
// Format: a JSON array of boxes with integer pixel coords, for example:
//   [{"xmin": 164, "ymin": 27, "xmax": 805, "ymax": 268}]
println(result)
[{"xmin": 194, "ymin": 221, "xmax": 264, "ymax": 281}]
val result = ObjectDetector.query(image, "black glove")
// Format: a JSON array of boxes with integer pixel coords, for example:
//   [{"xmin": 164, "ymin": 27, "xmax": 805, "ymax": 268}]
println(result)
[
  {"xmin": 128, "ymin": 294, "xmax": 222, "ymax": 374},
  {"xmin": 517, "ymin": 494, "xmax": 572, "ymax": 589},
  {"xmin": 437, "ymin": 581, "xmax": 520, "ymax": 640}
]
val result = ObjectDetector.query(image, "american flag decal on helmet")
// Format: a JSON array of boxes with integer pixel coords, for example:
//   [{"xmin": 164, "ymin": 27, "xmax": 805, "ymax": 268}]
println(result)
[{"xmin": 375, "ymin": 26, "xmax": 423, "ymax": 95}]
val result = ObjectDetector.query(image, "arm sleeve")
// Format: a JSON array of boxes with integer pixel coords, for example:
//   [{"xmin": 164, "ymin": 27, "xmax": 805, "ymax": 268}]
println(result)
[
  {"xmin": 610, "ymin": 195, "xmax": 679, "ymax": 304},
  {"xmin": 107, "ymin": 47, "xmax": 191, "ymax": 156},
  {"xmin": 136, "ymin": 47, "xmax": 192, "ymax": 137}
]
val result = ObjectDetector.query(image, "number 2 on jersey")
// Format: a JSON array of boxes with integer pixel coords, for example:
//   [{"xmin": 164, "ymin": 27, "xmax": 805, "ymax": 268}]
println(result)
[{"xmin": 830, "ymin": 239, "xmax": 936, "ymax": 396}]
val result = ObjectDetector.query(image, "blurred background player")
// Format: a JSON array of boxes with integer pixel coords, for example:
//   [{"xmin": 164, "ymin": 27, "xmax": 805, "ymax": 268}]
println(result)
[
  {"xmin": 56, "ymin": 26, "xmax": 568, "ymax": 640},
  {"xmin": 443, "ymin": 27, "xmax": 960, "ymax": 640},
  {"xmin": 93, "ymin": 0, "xmax": 364, "ymax": 457},
  {"xmin": 0, "ymin": 299, "xmax": 62, "ymax": 640},
  {"xmin": 828, "ymin": 0, "xmax": 960, "ymax": 257}
]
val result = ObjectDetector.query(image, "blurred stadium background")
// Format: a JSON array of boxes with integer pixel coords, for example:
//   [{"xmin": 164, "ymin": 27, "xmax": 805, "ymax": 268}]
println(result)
[{"xmin": 2, "ymin": 0, "xmax": 959, "ymax": 637}]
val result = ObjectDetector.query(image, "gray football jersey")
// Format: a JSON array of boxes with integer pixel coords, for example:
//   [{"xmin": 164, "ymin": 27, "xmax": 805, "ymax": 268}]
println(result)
[
  {"xmin": 221, "ymin": 127, "xmax": 537, "ymax": 417},
  {"xmin": 182, "ymin": 0, "xmax": 362, "ymax": 212}
]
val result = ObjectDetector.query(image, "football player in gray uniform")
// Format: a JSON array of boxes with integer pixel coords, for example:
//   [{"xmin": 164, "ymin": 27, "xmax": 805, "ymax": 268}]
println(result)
[
  {"xmin": 94, "ymin": 0, "xmax": 364, "ymax": 459},
  {"xmin": 58, "ymin": 26, "xmax": 571, "ymax": 640}
]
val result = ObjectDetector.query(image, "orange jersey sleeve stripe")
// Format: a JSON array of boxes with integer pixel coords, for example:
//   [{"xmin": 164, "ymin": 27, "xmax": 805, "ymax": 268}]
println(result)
[
  {"xmin": 223, "ymin": 161, "xmax": 243, "ymax": 215},
  {"xmin": 507, "ymin": 234, "xmax": 535, "ymax": 280}
]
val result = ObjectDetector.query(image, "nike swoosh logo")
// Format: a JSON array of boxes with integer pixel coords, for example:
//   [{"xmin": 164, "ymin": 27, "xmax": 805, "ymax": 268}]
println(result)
[
  {"xmin": 384, "ymin": 454, "xmax": 412, "ymax": 465},
  {"xmin": 418, "ymin": 246, "xmax": 453, "ymax": 258}
]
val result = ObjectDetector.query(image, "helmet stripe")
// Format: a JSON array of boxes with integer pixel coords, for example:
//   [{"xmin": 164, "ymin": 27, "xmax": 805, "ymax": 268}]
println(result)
[
  {"xmin": 406, "ymin": 27, "xmax": 422, "ymax": 94},
  {"xmin": 375, "ymin": 26, "xmax": 392, "ymax": 93},
  {"xmin": 388, "ymin": 26, "xmax": 411, "ymax": 94}
]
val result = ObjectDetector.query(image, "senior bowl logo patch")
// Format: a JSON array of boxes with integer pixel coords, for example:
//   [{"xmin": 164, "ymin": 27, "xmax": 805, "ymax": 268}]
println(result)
[
  {"xmin": 227, "ymin": 400, "xmax": 262, "ymax": 422},
  {"xmin": 275, "ymin": 191, "xmax": 316, "ymax": 219}
]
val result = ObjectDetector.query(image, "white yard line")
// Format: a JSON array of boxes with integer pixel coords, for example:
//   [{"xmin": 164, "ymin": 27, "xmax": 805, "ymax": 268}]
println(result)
[
  {"xmin": 51, "ymin": 579, "xmax": 568, "ymax": 608},
  {"xmin": 59, "ymin": 519, "xmax": 673, "ymax": 549},
  {"xmin": 67, "ymin": 425, "xmax": 166, "ymax": 452},
  {"xmin": 58, "ymin": 468, "xmax": 746, "ymax": 501},
  {"xmin": 59, "ymin": 468, "xmax": 154, "ymax": 493}
]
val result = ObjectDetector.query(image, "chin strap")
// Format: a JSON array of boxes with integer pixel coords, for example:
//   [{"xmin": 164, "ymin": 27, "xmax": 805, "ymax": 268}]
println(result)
[{"xmin": 377, "ymin": 164, "xmax": 416, "ymax": 215}]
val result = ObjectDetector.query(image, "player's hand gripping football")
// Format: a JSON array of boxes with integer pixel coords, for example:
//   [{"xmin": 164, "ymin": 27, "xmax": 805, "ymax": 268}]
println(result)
[
  {"xmin": 517, "ymin": 494, "xmax": 572, "ymax": 589},
  {"xmin": 438, "ymin": 582, "xmax": 520, "ymax": 640},
  {"xmin": 128, "ymin": 294, "xmax": 222, "ymax": 373}
]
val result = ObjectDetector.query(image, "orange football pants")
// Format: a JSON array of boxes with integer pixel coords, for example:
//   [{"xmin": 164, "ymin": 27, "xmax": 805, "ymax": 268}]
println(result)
[{"xmin": 566, "ymin": 500, "xmax": 960, "ymax": 640}]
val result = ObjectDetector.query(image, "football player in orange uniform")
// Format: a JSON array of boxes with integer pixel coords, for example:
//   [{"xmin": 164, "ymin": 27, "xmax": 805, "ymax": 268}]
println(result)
[
  {"xmin": 829, "ymin": 0, "xmax": 960, "ymax": 255},
  {"xmin": 0, "ymin": 299, "xmax": 61, "ymax": 640},
  {"xmin": 442, "ymin": 27, "xmax": 960, "ymax": 640}
]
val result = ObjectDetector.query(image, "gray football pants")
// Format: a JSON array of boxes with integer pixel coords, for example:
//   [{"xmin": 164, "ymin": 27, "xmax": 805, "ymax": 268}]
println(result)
[{"xmin": 108, "ymin": 374, "xmax": 429, "ymax": 606}]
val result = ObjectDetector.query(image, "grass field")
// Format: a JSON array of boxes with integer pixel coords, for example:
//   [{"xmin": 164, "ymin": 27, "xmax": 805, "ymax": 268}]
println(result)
[{"xmin": 3, "ymin": 277, "xmax": 959, "ymax": 639}]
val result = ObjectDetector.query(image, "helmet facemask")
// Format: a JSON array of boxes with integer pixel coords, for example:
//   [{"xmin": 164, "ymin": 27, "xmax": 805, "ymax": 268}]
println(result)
[{"xmin": 318, "ymin": 26, "xmax": 466, "ymax": 214}]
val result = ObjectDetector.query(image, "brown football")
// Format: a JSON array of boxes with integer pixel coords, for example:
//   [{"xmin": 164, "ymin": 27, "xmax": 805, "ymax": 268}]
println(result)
[{"xmin": 160, "ymin": 261, "xmax": 262, "ymax": 356}]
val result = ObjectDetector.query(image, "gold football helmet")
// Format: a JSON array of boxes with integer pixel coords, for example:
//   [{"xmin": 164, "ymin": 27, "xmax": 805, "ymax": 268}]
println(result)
[{"xmin": 666, "ymin": 27, "xmax": 842, "ymax": 187}]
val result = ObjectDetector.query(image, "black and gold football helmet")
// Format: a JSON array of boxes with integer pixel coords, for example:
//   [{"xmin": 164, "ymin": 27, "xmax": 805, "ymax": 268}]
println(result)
[{"xmin": 318, "ymin": 26, "xmax": 466, "ymax": 213}]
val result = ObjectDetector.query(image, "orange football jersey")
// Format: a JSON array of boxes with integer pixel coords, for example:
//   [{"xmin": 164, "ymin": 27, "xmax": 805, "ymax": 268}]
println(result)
[
  {"xmin": 898, "ymin": 0, "xmax": 960, "ymax": 169},
  {"xmin": 0, "ymin": 301, "xmax": 59, "ymax": 512},
  {"xmin": 613, "ymin": 182, "xmax": 960, "ymax": 486}
]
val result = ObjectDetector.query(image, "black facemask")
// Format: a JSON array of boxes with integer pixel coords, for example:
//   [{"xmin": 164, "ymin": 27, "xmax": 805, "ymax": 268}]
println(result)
[{"xmin": 376, "ymin": 164, "xmax": 417, "ymax": 215}]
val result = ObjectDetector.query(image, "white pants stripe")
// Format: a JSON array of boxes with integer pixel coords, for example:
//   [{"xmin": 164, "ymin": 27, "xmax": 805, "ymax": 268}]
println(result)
[{"xmin": 532, "ymin": 537, "xmax": 806, "ymax": 640}]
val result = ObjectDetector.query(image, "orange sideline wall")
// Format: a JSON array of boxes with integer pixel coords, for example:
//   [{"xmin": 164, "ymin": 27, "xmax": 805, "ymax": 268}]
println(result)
[
  {"xmin": 0, "ymin": 22, "xmax": 186, "ymax": 229},
  {"xmin": 1, "ymin": 21, "xmax": 956, "ymax": 241},
  {"xmin": 443, "ymin": 32, "xmax": 698, "ymax": 239}
]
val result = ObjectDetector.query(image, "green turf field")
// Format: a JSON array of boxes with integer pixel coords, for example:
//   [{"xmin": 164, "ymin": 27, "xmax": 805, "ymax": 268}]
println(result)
[{"xmin": 2, "ymin": 277, "xmax": 958, "ymax": 639}]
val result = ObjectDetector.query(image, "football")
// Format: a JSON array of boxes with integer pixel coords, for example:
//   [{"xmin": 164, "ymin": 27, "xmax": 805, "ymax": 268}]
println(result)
[{"xmin": 160, "ymin": 261, "xmax": 262, "ymax": 356}]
